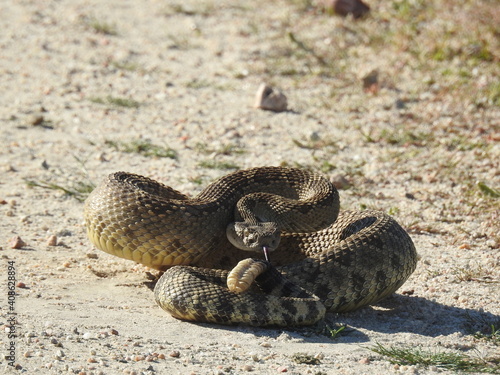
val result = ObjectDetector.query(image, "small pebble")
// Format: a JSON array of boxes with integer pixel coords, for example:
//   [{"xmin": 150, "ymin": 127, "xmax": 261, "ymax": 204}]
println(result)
[
  {"xmin": 359, "ymin": 357, "xmax": 370, "ymax": 364},
  {"xmin": 242, "ymin": 364, "xmax": 254, "ymax": 371},
  {"xmin": 17, "ymin": 282, "xmax": 26, "ymax": 288},
  {"xmin": 254, "ymin": 83, "xmax": 287, "ymax": 112},
  {"xmin": 322, "ymin": 0, "xmax": 370, "ymax": 19},
  {"xmin": 362, "ymin": 69, "xmax": 379, "ymax": 93},
  {"xmin": 330, "ymin": 174, "xmax": 350, "ymax": 190},
  {"xmin": 10, "ymin": 236, "xmax": 26, "ymax": 249},
  {"xmin": 20, "ymin": 215, "xmax": 31, "ymax": 223},
  {"xmin": 277, "ymin": 366, "xmax": 288, "ymax": 372},
  {"xmin": 260, "ymin": 342, "xmax": 271, "ymax": 348},
  {"xmin": 169, "ymin": 350, "xmax": 180, "ymax": 358},
  {"xmin": 47, "ymin": 235, "xmax": 57, "ymax": 246},
  {"xmin": 28, "ymin": 113, "xmax": 44, "ymax": 126}
]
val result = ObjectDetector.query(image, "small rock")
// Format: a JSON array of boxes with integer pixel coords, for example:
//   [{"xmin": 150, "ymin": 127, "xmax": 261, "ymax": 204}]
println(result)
[
  {"xmin": 330, "ymin": 174, "xmax": 351, "ymax": 189},
  {"xmin": 395, "ymin": 99, "xmax": 406, "ymax": 109},
  {"xmin": 169, "ymin": 350, "xmax": 180, "ymax": 358},
  {"xmin": 47, "ymin": 235, "xmax": 57, "ymax": 246},
  {"xmin": 28, "ymin": 113, "xmax": 45, "ymax": 126},
  {"xmin": 277, "ymin": 366, "xmax": 288, "ymax": 372},
  {"xmin": 87, "ymin": 253, "xmax": 99, "ymax": 259},
  {"xmin": 10, "ymin": 236, "xmax": 26, "ymax": 249},
  {"xmin": 322, "ymin": 0, "xmax": 370, "ymax": 18},
  {"xmin": 254, "ymin": 83, "xmax": 287, "ymax": 112},
  {"xmin": 359, "ymin": 357, "xmax": 371, "ymax": 364},
  {"xmin": 17, "ymin": 282, "xmax": 26, "ymax": 288},
  {"xmin": 362, "ymin": 69, "xmax": 379, "ymax": 93},
  {"xmin": 242, "ymin": 364, "xmax": 254, "ymax": 371}
]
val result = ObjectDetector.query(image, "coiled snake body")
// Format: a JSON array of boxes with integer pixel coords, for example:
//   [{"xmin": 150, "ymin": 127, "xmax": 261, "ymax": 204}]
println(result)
[{"xmin": 84, "ymin": 167, "xmax": 417, "ymax": 326}]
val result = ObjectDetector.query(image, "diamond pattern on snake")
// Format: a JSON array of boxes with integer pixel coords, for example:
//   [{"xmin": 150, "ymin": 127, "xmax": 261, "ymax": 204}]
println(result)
[{"xmin": 84, "ymin": 166, "xmax": 418, "ymax": 326}]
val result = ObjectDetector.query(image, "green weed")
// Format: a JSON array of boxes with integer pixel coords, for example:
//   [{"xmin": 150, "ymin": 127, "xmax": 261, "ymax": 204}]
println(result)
[
  {"xmin": 90, "ymin": 96, "xmax": 141, "ymax": 108},
  {"xmin": 25, "ymin": 179, "xmax": 94, "ymax": 202},
  {"xmin": 323, "ymin": 324, "xmax": 347, "ymax": 340},
  {"xmin": 477, "ymin": 182, "xmax": 500, "ymax": 198},
  {"xmin": 198, "ymin": 160, "xmax": 239, "ymax": 170},
  {"xmin": 369, "ymin": 343, "xmax": 499, "ymax": 373},
  {"xmin": 111, "ymin": 60, "xmax": 140, "ymax": 71},
  {"xmin": 292, "ymin": 353, "xmax": 321, "ymax": 365},
  {"xmin": 194, "ymin": 142, "xmax": 246, "ymax": 156},
  {"xmin": 105, "ymin": 139, "xmax": 177, "ymax": 159},
  {"xmin": 452, "ymin": 263, "xmax": 497, "ymax": 283},
  {"xmin": 84, "ymin": 17, "xmax": 118, "ymax": 36}
]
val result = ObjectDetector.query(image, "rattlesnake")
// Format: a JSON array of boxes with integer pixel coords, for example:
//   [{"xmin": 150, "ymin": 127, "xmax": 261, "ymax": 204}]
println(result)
[{"xmin": 84, "ymin": 167, "xmax": 417, "ymax": 326}]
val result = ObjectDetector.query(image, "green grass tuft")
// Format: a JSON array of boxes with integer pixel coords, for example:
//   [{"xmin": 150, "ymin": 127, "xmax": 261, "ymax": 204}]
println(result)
[
  {"xmin": 477, "ymin": 182, "xmax": 500, "ymax": 198},
  {"xmin": 84, "ymin": 17, "xmax": 118, "ymax": 36},
  {"xmin": 25, "ymin": 179, "xmax": 95, "ymax": 202},
  {"xmin": 198, "ymin": 160, "xmax": 239, "ymax": 170},
  {"xmin": 105, "ymin": 139, "xmax": 177, "ymax": 159},
  {"xmin": 370, "ymin": 343, "xmax": 499, "ymax": 373},
  {"xmin": 90, "ymin": 96, "xmax": 141, "ymax": 108}
]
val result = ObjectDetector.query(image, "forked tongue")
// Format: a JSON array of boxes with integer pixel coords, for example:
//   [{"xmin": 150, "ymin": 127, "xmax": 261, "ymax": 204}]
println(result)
[{"xmin": 263, "ymin": 246, "xmax": 270, "ymax": 262}]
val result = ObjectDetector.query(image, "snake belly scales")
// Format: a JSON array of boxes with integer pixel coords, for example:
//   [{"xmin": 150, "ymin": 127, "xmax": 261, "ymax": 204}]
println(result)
[{"xmin": 84, "ymin": 166, "xmax": 418, "ymax": 326}]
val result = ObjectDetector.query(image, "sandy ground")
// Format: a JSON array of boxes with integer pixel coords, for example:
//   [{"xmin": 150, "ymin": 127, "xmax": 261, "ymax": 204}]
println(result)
[{"xmin": 1, "ymin": 0, "xmax": 499, "ymax": 374}]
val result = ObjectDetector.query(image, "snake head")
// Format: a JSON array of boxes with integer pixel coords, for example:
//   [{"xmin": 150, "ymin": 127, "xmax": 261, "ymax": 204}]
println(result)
[{"xmin": 226, "ymin": 222, "xmax": 281, "ymax": 253}]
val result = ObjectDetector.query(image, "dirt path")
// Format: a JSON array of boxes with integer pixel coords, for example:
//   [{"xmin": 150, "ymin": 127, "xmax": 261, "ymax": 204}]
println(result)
[{"xmin": 1, "ymin": 0, "xmax": 498, "ymax": 374}]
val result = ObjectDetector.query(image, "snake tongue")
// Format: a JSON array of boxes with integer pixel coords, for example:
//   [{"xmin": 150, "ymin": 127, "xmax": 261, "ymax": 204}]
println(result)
[{"xmin": 263, "ymin": 246, "xmax": 270, "ymax": 262}]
